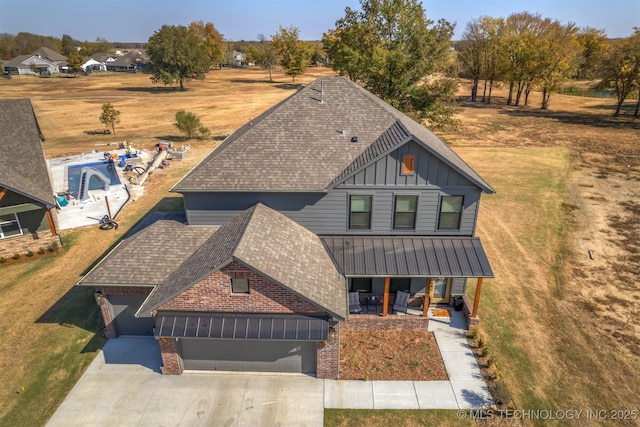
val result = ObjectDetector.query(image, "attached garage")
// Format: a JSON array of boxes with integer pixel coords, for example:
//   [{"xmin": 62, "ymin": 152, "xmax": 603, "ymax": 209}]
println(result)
[
  {"xmin": 179, "ymin": 339, "xmax": 317, "ymax": 373},
  {"xmin": 108, "ymin": 294, "xmax": 154, "ymax": 336},
  {"xmin": 156, "ymin": 313, "xmax": 328, "ymax": 374}
]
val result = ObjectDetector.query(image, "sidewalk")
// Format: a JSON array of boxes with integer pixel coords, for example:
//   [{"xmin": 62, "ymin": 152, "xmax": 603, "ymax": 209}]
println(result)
[{"xmin": 324, "ymin": 308, "xmax": 494, "ymax": 410}]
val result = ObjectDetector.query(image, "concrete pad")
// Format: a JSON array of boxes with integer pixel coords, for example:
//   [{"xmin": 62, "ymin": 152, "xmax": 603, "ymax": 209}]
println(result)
[
  {"xmin": 450, "ymin": 380, "xmax": 493, "ymax": 409},
  {"xmin": 440, "ymin": 350, "xmax": 483, "ymax": 381},
  {"xmin": 324, "ymin": 380, "xmax": 374, "ymax": 409},
  {"xmin": 413, "ymin": 381, "xmax": 459, "ymax": 409},
  {"xmin": 433, "ymin": 329, "xmax": 471, "ymax": 352},
  {"xmin": 371, "ymin": 381, "xmax": 419, "ymax": 409}
]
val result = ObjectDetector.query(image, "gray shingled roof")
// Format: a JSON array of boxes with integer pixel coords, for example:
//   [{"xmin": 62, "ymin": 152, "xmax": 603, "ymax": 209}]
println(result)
[
  {"xmin": 79, "ymin": 220, "xmax": 218, "ymax": 286},
  {"xmin": 172, "ymin": 77, "xmax": 493, "ymax": 193},
  {"xmin": 138, "ymin": 203, "xmax": 347, "ymax": 319},
  {"xmin": 31, "ymin": 47, "xmax": 67, "ymax": 62},
  {"xmin": 0, "ymin": 99, "xmax": 55, "ymax": 207}
]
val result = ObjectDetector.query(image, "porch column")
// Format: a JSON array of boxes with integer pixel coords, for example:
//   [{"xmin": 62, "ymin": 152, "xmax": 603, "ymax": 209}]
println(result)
[
  {"xmin": 45, "ymin": 209, "xmax": 57, "ymax": 237},
  {"xmin": 422, "ymin": 278, "xmax": 431, "ymax": 318},
  {"xmin": 382, "ymin": 277, "xmax": 390, "ymax": 317},
  {"xmin": 0, "ymin": 187, "xmax": 7, "ymax": 200},
  {"xmin": 471, "ymin": 278, "xmax": 483, "ymax": 318}
]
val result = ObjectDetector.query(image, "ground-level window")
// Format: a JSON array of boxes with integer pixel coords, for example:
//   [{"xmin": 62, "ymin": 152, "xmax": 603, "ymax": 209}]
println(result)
[
  {"xmin": 350, "ymin": 278, "xmax": 372, "ymax": 293},
  {"xmin": 231, "ymin": 278, "xmax": 250, "ymax": 294},
  {"xmin": 394, "ymin": 195, "xmax": 418, "ymax": 230},
  {"xmin": 438, "ymin": 196, "xmax": 463, "ymax": 230},
  {"xmin": 0, "ymin": 213, "xmax": 23, "ymax": 239},
  {"xmin": 349, "ymin": 195, "xmax": 372, "ymax": 229},
  {"xmin": 390, "ymin": 277, "xmax": 411, "ymax": 293}
]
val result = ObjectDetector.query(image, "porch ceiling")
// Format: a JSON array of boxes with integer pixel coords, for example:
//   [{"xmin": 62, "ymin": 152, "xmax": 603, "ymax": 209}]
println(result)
[{"xmin": 321, "ymin": 236, "xmax": 494, "ymax": 278}]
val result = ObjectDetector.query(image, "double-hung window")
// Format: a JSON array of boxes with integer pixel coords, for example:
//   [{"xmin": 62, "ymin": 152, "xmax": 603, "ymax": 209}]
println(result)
[
  {"xmin": 438, "ymin": 196, "xmax": 464, "ymax": 230},
  {"xmin": 394, "ymin": 195, "xmax": 418, "ymax": 230},
  {"xmin": 349, "ymin": 195, "xmax": 372, "ymax": 229},
  {"xmin": 0, "ymin": 214, "xmax": 23, "ymax": 239}
]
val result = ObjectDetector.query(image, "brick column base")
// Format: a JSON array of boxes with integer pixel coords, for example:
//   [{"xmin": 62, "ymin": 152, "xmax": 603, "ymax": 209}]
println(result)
[
  {"xmin": 159, "ymin": 338, "xmax": 182, "ymax": 374},
  {"xmin": 316, "ymin": 320, "xmax": 340, "ymax": 379}
]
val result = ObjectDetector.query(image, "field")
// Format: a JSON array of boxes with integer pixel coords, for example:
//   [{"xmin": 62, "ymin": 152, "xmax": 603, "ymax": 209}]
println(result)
[{"xmin": 1, "ymin": 69, "xmax": 639, "ymax": 426}]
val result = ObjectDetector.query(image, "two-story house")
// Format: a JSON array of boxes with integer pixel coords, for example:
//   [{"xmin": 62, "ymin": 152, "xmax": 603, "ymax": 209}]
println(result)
[{"xmin": 78, "ymin": 77, "xmax": 494, "ymax": 379}]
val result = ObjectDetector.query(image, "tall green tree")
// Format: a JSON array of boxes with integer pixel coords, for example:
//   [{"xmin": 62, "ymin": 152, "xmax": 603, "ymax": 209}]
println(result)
[
  {"xmin": 66, "ymin": 49, "xmax": 84, "ymax": 74},
  {"xmin": 459, "ymin": 19, "xmax": 485, "ymax": 102},
  {"xmin": 247, "ymin": 34, "xmax": 279, "ymax": 81},
  {"xmin": 188, "ymin": 21, "xmax": 225, "ymax": 68},
  {"xmin": 323, "ymin": 0, "xmax": 457, "ymax": 128},
  {"xmin": 147, "ymin": 25, "xmax": 210, "ymax": 90},
  {"xmin": 576, "ymin": 27, "xmax": 607, "ymax": 80},
  {"xmin": 100, "ymin": 103, "xmax": 121, "ymax": 134},
  {"xmin": 272, "ymin": 26, "xmax": 312, "ymax": 82}
]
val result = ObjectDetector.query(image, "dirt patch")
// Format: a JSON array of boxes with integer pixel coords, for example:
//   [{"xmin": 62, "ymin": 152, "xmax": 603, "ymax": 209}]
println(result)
[{"xmin": 339, "ymin": 330, "xmax": 448, "ymax": 381}]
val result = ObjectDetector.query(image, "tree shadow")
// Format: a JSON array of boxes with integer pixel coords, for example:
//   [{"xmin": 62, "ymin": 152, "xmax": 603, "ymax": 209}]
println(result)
[
  {"xmin": 229, "ymin": 78, "xmax": 279, "ymax": 84},
  {"xmin": 275, "ymin": 83, "xmax": 300, "ymax": 91},
  {"xmin": 116, "ymin": 86, "xmax": 181, "ymax": 93},
  {"xmin": 498, "ymin": 106, "xmax": 640, "ymax": 130}
]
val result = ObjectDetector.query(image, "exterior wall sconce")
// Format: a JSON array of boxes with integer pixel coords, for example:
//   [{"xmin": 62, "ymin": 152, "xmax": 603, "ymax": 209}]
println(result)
[{"xmin": 94, "ymin": 292, "xmax": 104, "ymax": 305}]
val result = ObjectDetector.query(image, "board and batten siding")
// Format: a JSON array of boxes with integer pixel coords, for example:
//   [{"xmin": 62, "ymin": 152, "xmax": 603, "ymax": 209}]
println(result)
[
  {"xmin": 183, "ymin": 187, "xmax": 480, "ymax": 236},
  {"xmin": 337, "ymin": 141, "xmax": 474, "ymax": 188}
]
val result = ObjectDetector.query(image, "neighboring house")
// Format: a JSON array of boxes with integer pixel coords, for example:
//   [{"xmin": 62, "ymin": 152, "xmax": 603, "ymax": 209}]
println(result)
[
  {"xmin": 78, "ymin": 77, "xmax": 494, "ymax": 378},
  {"xmin": 80, "ymin": 58, "xmax": 107, "ymax": 72},
  {"xmin": 106, "ymin": 51, "xmax": 147, "ymax": 72},
  {"xmin": 0, "ymin": 99, "xmax": 61, "ymax": 258},
  {"xmin": 90, "ymin": 52, "xmax": 117, "ymax": 64},
  {"xmin": 3, "ymin": 47, "xmax": 68, "ymax": 75}
]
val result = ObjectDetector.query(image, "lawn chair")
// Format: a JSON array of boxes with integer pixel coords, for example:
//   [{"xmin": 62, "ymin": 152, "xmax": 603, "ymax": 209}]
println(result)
[
  {"xmin": 393, "ymin": 291, "xmax": 410, "ymax": 314},
  {"xmin": 349, "ymin": 292, "xmax": 363, "ymax": 314}
]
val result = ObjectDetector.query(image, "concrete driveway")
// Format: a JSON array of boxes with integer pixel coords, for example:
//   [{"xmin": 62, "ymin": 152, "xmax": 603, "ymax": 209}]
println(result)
[{"xmin": 46, "ymin": 337, "xmax": 324, "ymax": 427}]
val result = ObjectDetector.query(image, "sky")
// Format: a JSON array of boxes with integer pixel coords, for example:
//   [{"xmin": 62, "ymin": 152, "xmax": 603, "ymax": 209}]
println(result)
[{"xmin": 0, "ymin": 0, "xmax": 638, "ymax": 43}]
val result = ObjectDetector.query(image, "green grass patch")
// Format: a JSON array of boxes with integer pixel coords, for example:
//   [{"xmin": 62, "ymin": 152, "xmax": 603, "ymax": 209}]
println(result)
[{"xmin": 324, "ymin": 409, "xmax": 473, "ymax": 427}]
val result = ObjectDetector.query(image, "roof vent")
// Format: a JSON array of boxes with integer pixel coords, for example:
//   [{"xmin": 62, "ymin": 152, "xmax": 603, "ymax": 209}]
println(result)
[
  {"xmin": 338, "ymin": 127, "xmax": 346, "ymax": 136},
  {"xmin": 320, "ymin": 79, "xmax": 325, "ymax": 104},
  {"xmin": 351, "ymin": 136, "xmax": 358, "ymax": 143}
]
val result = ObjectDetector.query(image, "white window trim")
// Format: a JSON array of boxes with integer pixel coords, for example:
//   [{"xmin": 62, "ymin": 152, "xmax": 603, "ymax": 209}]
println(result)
[{"xmin": 0, "ymin": 213, "xmax": 23, "ymax": 239}]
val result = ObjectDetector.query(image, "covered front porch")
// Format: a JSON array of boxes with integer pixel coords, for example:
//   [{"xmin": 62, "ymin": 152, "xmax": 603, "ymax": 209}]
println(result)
[{"xmin": 322, "ymin": 235, "xmax": 494, "ymax": 328}]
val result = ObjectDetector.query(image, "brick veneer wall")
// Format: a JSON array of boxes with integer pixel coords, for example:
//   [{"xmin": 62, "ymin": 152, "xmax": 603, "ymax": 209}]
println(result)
[
  {"xmin": 341, "ymin": 314, "xmax": 429, "ymax": 331},
  {"xmin": 159, "ymin": 338, "xmax": 182, "ymax": 375},
  {"xmin": 0, "ymin": 232, "xmax": 61, "ymax": 259},
  {"xmin": 462, "ymin": 295, "xmax": 480, "ymax": 328},
  {"xmin": 159, "ymin": 261, "xmax": 323, "ymax": 314},
  {"xmin": 317, "ymin": 319, "xmax": 340, "ymax": 379},
  {"xmin": 95, "ymin": 286, "xmax": 153, "ymax": 338}
]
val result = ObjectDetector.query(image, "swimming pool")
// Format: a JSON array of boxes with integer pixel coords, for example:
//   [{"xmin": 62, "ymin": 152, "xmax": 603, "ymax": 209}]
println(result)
[{"xmin": 68, "ymin": 161, "xmax": 121, "ymax": 195}]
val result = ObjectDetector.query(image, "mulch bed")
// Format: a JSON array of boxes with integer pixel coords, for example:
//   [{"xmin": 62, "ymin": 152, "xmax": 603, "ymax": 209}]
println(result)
[{"xmin": 339, "ymin": 330, "xmax": 448, "ymax": 381}]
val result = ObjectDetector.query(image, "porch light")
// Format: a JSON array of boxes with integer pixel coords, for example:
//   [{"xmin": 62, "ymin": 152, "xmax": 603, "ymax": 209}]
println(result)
[{"xmin": 94, "ymin": 292, "xmax": 104, "ymax": 305}]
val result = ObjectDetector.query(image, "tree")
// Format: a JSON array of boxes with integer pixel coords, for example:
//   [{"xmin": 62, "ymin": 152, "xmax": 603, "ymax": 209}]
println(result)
[
  {"xmin": 61, "ymin": 34, "xmax": 78, "ymax": 56},
  {"xmin": 459, "ymin": 19, "xmax": 485, "ymax": 102},
  {"xmin": 247, "ymin": 34, "xmax": 279, "ymax": 81},
  {"xmin": 576, "ymin": 27, "xmax": 607, "ymax": 80},
  {"xmin": 188, "ymin": 21, "xmax": 225, "ymax": 68},
  {"xmin": 146, "ymin": 25, "xmax": 210, "ymax": 90},
  {"xmin": 100, "ymin": 103, "xmax": 120, "ymax": 134},
  {"xmin": 66, "ymin": 49, "xmax": 84, "ymax": 74},
  {"xmin": 174, "ymin": 110, "xmax": 210, "ymax": 139},
  {"xmin": 598, "ymin": 30, "xmax": 640, "ymax": 116},
  {"xmin": 272, "ymin": 26, "xmax": 312, "ymax": 82},
  {"xmin": 323, "ymin": 0, "xmax": 457, "ymax": 128}
]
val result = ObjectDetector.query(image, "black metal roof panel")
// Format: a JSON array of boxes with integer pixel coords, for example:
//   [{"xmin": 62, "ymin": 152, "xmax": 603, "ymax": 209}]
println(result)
[
  {"xmin": 155, "ymin": 313, "xmax": 328, "ymax": 341},
  {"xmin": 322, "ymin": 236, "xmax": 494, "ymax": 278}
]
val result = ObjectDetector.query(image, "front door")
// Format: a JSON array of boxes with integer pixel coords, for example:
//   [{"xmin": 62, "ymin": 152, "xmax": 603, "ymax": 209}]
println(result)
[{"xmin": 429, "ymin": 277, "xmax": 450, "ymax": 304}]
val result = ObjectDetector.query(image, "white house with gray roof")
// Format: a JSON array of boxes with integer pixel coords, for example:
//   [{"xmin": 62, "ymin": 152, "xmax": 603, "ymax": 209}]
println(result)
[{"xmin": 78, "ymin": 77, "xmax": 494, "ymax": 378}]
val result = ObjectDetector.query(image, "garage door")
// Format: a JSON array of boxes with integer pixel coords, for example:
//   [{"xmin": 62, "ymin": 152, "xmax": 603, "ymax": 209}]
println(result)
[
  {"xmin": 179, "ymin": 339, "xmax": 317, "ymax": 374},
  {"xmin": 108, "ymin": 294, "xmax": 154, "ymax": 336}
]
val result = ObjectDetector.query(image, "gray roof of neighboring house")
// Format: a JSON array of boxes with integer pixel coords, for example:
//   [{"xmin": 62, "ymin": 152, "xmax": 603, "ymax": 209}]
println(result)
[
  {"xmin": 0, "ymin": 99, "xmax": 55, "ymax": 207},
  {"xmin": 31, "ymin": 47, "xmax": 67, "ymax": 62},
  {"xmin": 322, "ymin": 236, "xmax": 494, "ymax": 278},
  {"xmin": 138, "ymin": 203, "xmax": 347, "ymax": 319},
  {"xmin": 4, "ymin": 55, "xmax": 32, "ymax": 68},
  {"xmin": 90, "ymin": 52, "xmax": 114, "ymax": 62},
  {"xmin": 79, "ymin": 220, "xmax": 218, "ymax": 286},
  {"xmin": 173, "ymin": 76, "xmax": 494, "ymax": 194}
]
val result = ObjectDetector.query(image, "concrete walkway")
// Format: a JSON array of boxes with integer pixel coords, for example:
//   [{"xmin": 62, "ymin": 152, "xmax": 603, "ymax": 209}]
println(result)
[
  {"xmin": 47, "ymin": 310, "xmax": 492, "ymax": 426},
  {"xmin": 324, "ymin": 308, "xmax": 493, "ymax": 410}
]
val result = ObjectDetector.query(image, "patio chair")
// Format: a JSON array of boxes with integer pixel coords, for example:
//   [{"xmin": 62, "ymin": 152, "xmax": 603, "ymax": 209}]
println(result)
[
  {"xmin": 393, "ymin": 291, "xmax": 410, "ymax": 314},
  {"xmin": 349, "ymin": 292, "xmax": 363, "ymax": 314}
]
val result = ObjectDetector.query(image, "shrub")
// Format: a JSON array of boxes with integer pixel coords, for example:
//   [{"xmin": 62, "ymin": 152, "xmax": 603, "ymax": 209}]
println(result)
[
  {"xmin": 490, "ymin": 381, "xmax": 512, "ymax": 405},
  {"xmin": 48, "ymin": 242, "xmax": 59, "ymax": 252},
  {"xmin": 13, "ymin": 253, "xmax": 21, "ymax": 260},
  {"xmin": 0, "ymin": 257, "xmax": 6, "ymax": 263},
  {"xmin": 174, "ymin": 110, "xmax": 210, "ymax": 139},
  {"xmin": 38, "ymin": 247, "xmax": 45, "ymax": 254},
  {"xmin": 26, "ymin": 251, "xmax": 34, "ymax": 257}
]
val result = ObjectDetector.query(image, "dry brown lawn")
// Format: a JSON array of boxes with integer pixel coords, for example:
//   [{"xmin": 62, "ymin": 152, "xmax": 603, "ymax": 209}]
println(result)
[{"xmin": 1, "ymin": 70, "xmax": 640, "ymax": 426}]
